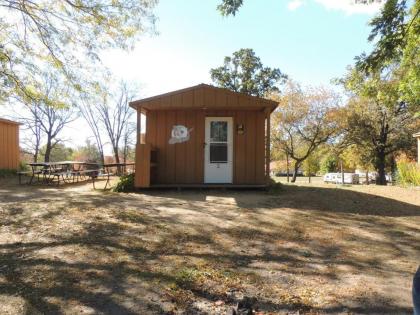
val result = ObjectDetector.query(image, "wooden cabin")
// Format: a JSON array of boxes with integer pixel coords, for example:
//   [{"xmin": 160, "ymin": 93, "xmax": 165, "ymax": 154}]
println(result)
[
  {"xmin": 0, "ymin": 118, "xmax": 20, "ymax": 170},
  {"xmin": 129, "ymin": 84, "xmax": 278, "ymax": 188}
]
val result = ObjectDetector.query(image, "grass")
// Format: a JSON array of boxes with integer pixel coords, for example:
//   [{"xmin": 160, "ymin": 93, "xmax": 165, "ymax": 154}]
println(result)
[{"xmin": 0, "ymin": 176, "xmax": 419, "ymax": 314}]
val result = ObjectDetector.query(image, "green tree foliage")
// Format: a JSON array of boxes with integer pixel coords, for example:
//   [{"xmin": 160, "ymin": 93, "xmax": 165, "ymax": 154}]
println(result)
[
  {"xmin": 40, "ymin": 143, "xmax": 73, "ymax": 162},
  {"xmin": 210, "ymin": 48, "xmax": 287, "ymax": 97},
  {"xmin": 320, "ymin": 154, "xmax": 339, "ymax": 174},
  {"xmin": 217, "ymin": 0, "xmax": 243, "ymax": 16},
  {"xmin": 302, "ymin": 153, "xmax": 320, "ymax": 176},
  {"xmin": 0, "ymin": 0, "xmax": 157, "ymax": 102},
  {"xmin": 216, "ymin": 0, "xmax": 388, "ymax": 16},
  {"xmin": 356, "ymin": 0, "xmax": 420, "ymax": 110},
  {"xmin": 397, "ymin": 158, "xmax": 420, "ymax": 186},
  {"xmin": 340, "ymin": 67, "xmax": 418, "ymax": 184}
]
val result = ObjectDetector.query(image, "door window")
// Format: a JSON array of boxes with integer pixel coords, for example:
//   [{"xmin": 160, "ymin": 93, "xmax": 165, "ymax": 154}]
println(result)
[{"xmin": 209, "ymin": 121, "xmax": 228, "ymax": 163}]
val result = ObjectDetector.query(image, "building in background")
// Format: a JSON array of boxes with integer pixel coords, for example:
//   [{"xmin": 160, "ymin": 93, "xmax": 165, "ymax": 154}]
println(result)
[{"xmin": 0, "ymin": 118, "xmax": 20, "ymax": 170}]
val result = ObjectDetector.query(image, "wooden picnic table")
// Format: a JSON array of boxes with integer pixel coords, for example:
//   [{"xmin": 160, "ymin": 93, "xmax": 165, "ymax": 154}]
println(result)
[
  {"xmin": 103, "ymin": 163, "xmax": 135, "ymax": 176},
  {"xmin": 20, "ymin": 161, "xmax": 135, "ymax": 189}
]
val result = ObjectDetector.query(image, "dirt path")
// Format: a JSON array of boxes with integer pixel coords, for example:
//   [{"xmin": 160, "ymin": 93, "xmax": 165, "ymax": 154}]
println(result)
[{"xmin": 0, "ymin": 178, "xmax": 419, "ymax": 314}]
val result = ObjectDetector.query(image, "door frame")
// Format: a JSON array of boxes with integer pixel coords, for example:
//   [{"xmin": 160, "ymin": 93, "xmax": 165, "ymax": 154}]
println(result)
[{"xmin": 204, "ymin": 116, "xmax": 233, "ymax": 184}]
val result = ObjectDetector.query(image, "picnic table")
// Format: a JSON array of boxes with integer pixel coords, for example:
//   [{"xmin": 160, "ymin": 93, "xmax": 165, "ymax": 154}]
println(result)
[
  {"xmin": 103, "ymin": 163, "xmax": 135, "ymax": 176},
  {"xmin": 19, "ymin": 161, "xmax": 134, "ymax": 189}
]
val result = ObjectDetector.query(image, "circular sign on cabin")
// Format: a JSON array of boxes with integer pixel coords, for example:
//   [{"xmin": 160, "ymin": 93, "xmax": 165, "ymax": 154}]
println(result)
[{"xmin": 169, "ymin": 125, "xmax": 193, "ymax": 144}]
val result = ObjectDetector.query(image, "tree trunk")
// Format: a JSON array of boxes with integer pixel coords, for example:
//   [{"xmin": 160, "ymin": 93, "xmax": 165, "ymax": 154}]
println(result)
[
  {"xmin": 113, "ymin": 146, "xmax": 121, "ymax": 175},
  {"xmin": 113, "ymin": 146, "xmax": 120, "ymax": 164},
  {"xmin": 34, "ymin": 147, "xmax": 39, "ymax": 163},
  {"xmin": 291, "ymin": 162, "xmax": 300, "ymax": 183},
  {"xmin": 375, "ymin": 149, "xmax": 387, "ymax": 185},
  {"xmin": 365, "ymin": 170, "xmax": 369, "ymax": 185},
  {"xmin": 44, "ymin": 136, "xmax": 52, "ymax": 162},
  {"xmin": 286, "ymin": 152, "xmax": 290, "ymax": 183}
]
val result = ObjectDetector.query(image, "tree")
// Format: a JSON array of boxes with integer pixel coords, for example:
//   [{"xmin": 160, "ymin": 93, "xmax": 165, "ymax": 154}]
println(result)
[
  {"xmin": 340, "ymin": 67, "xmax": 418, "ymax": 184},
  {"xmin": 14, "ymin": 105, "xmax": 43, "ymax": 163},
  {"xmin": 217, "ymin": 0, "xmax": 243, "ymax": 16},
  {"xmin": 216, "ymin": 0, "xmax": 387, "ymax": 16},
  {"xmin": 0, "ymin": 0, "xmax": 156, "ymax": 102},
  {"xmin": 271, "ymin": 81, "xmax": 341, "ymax": 182},
  {"xmin": 40, "ymin": 143, "xmax": 73, "ymax": 162},
  {"xmin": 120, "ymin": 121, "xmax": 137, "ymax": 163},
  {"xmin": 210, "ymin": 48, "xmax": 287, "ymax": 97},
  {"xmin": 12, "ymin": 72, "xmax": 77, "ymax": 162},
  {"xmin": 78, "ymin": 86, "xmax": 106, "ymax": 165},
  {"xmin": 320, "ymin": 153, "xmax": 339, "ymax": 174},
  {"xmin": 356, "ymin": 0, "xmax": 420, "ymax": 111},
  {"xmin": 95, "ymin": 81, "xmax": 137, "ymax": 164},
  {"xmin": 72, "ymin": 139, "xmax": 102, "ymax": 163}
]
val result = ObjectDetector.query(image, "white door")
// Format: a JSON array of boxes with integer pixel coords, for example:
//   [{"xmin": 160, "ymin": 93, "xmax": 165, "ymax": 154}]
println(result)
[{"xmin": 204, "ymin": 117, "xmax": 233, "ymax": 184}]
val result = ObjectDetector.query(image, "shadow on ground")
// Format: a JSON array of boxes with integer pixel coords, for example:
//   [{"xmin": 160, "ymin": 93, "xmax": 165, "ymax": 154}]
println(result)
[{"xmin": 0, "ymin": 178, "xmax": 419, "ymax": 314}]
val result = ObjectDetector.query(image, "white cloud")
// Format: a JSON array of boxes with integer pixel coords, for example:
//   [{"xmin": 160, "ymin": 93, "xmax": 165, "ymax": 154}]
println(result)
[
  {"xmin": 288, "ymin": 0, "xmax": 304, "ymax": 11},
  {"xmin": 314, "ymin": 0, "xmax": 384, "ymax": 15}
]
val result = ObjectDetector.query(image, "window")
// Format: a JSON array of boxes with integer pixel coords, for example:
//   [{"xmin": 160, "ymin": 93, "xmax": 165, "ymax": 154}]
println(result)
[
  {"xmin": 210, "ymin": 143, "xmax": 228, "ymax": 163},
  {"xmin": 210, "ymin": 121, "xmax": 227, "ymax": 142}
]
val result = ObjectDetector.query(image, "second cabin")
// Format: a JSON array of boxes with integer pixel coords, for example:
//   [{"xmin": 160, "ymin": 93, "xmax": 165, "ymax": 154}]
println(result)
[{"xmin": 130, "ymin": 84, "xmax": 278, "ymax": 188}]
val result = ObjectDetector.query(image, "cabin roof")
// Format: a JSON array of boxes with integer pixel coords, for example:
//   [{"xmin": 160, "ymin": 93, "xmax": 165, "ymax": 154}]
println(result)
[
  {"xmin": 129, "ymin": 83, "xmax": 278, "ymax": 112},
  {"xmin": 0, "ymin": 118, "xmax": 21, "ymax": 125}
]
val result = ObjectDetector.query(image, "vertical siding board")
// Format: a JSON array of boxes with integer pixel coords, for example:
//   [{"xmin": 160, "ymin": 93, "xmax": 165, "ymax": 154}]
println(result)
[
  {"xmin": 166, "ymin": 110, "xmax": 176, "ymax": 183},
  {"xmin": 0, "ymin": 122, "xmax": 19, "ymax": 169},
  {"xmin": 0, "ymin": 124, "xmax": 5, "ymax": 167},
  {"xmin": 3, "ymin": 124, "xmax": 8, "ymax": 168},
  {"xmin": 204, "ymin": 88, "xmax": 216, "ymax": 108},
  {"xmin": 0, "ymin": 124, "xmax": 4, "ymax": 167},
  {"xmin": 175, "ymin": 110, "xmax": 186, "ymax": 183},
  {"xmin": 172, "ymin": 93, "xmax": 182, "ymax": 109},
  {"xmin": 227, "ymin": 94, "xmax": 239, "ymax": 108},
  {"xmin": 156, "ymin": 110, "xmax": 166, "ymax": 184},
  {"xmin": 193, "ymin": 87, "xmax": 204, "ymax": 109},
  {"xmin": 147, "ymin": 111, "xmax": 157, "ymax": 146},
  {"xmin": 182, "ymin": 90, "xmax": 194, "ymax": 108},
  {"xmin": 195, "ymin": 111, "xmax": 204, "ymax": 183},
  {"xmin": 10, "ymin": 125, "xmax": 14, "ymax": 168},
  {"xmin": 216, "ymin": 89, "xmax": 227, "ymax": 107},
  {"xmin": 246, "ymin": 112, "xmax": 256, "ymax": 184},
  {"xmin": 234, "ymin": 111, "xmax": 246, "ymax": 184},
  {"xmin": 185, "ymin": 110, "xmax": 196, "ymax": 183},
  {"xmin": 255, "ymin": 112, "xmax": 265, "ymax": 184}
]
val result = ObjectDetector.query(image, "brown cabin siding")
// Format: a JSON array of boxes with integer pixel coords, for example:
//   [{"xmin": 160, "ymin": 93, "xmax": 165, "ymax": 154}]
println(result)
[
  {"xmin": 0, "ymin": 119, "xmax": 20, "ymax": 170},
  {"xmin": 145, "ymin": 109, "xmax": 266, "ymax": 185}
]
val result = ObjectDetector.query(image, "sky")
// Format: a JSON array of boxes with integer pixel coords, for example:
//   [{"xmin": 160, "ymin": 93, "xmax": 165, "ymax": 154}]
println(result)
[{"xmin": 2, "ymin": 0, "xmax": 384, "ymax": 155}]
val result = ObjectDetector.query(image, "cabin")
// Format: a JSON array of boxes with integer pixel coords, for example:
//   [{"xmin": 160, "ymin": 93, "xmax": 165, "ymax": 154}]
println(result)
[
  {"xmin": 0, "ymin": 118, "xmax": 20, "ymax": 170},
  {"xmin": 129, "ymin": 84, "xmax": 278, "ymax": 188}
]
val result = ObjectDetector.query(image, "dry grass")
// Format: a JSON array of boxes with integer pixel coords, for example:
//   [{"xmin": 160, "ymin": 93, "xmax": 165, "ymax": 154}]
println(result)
[{"xmin": 0, "ymin": 177, "xmax": 419, "ymax": 314}]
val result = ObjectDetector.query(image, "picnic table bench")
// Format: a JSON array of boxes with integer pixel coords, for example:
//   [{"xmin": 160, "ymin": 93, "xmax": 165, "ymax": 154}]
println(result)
[{"xmin": 20, "ymin": 161, "xmax": 130, "ymax": 189}]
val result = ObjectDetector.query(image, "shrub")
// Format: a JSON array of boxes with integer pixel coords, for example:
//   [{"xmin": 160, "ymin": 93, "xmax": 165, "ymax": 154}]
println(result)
[
  {"xmin": 0, "ymin": 169, "xmax": 16, "ymax": 177},
  {"xmin": 397, "ymin": 161, "xmax": 420, "ymax": 186},
  {"xmin": 113, "ymin": 173, "xmax": 135, "ymax": 192},
  {"xmin": 19, "ymin": 161, "xmax": 30, "ymax": 171},
  {"xmin": 320, "ymin": 154, "xmax": 338, "ymax": 174}
]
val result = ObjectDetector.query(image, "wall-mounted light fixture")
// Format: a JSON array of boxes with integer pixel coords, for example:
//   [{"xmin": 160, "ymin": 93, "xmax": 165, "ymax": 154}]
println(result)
[{"xmin": 237, "ymin": 123, "xmax": 245, "ymax": 135}]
